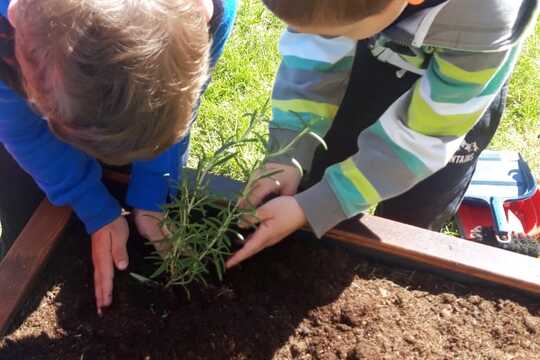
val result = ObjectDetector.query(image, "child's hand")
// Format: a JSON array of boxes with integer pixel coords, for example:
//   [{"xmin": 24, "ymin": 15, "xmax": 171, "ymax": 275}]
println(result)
[
  {"xmin": 91, "ymin": 215, "xmax": 129, "ymax": 315},
  {"xmin": 226, "ymin": 196, "xmax": 306, "ymax": 268},
  {"xmin": 134, "ymin": 209, "xmax": 171, "ymax": 255},
  {"xmin": 239, "ymin": 162, "xmax": 302, "ymax": 209}
]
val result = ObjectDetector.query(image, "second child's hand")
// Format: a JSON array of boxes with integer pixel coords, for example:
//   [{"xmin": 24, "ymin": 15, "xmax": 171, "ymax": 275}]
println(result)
[
  {"xmin": 238, "ymin": 162, "xmax": 302, "ymax": 209},
  {"xmin": 226, "ymin": 196, "xmax": 306, "ymax": 268},
  {"xmin": 228, "ymin": 162, "xmax": 305, "ymax": 268}
]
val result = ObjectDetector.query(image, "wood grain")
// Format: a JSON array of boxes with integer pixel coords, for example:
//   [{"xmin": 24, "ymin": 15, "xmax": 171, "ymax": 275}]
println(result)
[
  {"xmin": 329, "ymin": 216, "xmax": 540, "ymax": 295},
  {"xmin": 0, "ymin": 200, "xmax": 72, "ymax": 336}
]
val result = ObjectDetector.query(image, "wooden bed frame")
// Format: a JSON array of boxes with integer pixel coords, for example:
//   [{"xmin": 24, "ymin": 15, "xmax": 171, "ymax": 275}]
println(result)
[
  {"xmin": 1, "ymin": 170, "xmax": 539, "ymax": 335},
  {"xmin": 0, "ymin": 200, "xmax": 72, "ymax": 337}
]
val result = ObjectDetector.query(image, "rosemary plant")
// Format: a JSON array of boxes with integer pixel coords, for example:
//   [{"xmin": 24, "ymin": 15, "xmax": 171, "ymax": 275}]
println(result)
[{"xmin": 133, "ymin": 107, "xmax": 324, "ymax": 291}]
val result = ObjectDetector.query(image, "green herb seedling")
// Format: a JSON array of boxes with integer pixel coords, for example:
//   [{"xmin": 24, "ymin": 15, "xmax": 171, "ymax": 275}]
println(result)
[{"xmin": 132, "ymin": 107, "xmax": 325, "ymax": 294}]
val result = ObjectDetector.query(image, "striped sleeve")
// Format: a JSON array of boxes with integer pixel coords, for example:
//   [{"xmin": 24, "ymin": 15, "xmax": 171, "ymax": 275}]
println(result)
[
  {"xmin": 267, "ymin": 29, "xmax": 356, "ymax": 170},
  {"xmin": 296, "ymin": 45, "xmax": 522, "ymax": 237}
]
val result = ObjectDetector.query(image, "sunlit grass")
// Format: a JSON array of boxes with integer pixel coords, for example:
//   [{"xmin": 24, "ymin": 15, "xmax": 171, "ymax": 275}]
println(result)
[{"xmin": 195, "ymin": 1, "xmax": 539, "ymax": 178}]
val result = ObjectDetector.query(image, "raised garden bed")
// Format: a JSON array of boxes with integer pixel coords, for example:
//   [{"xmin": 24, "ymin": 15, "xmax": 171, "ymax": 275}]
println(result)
[
  {"xmin": 0, "ymin": 199, "xmax": 71, "ymax": 339},
  {"xmin": 0, "ymin": 146, "xmax": 43, "ymax": 260},
  {"xmin": 1, "ymin": 172, "xmax": 540, "ymax": 359},
  {"xmin": 1, "ymin": 219, "xmax": 540, "ymax": 359}
]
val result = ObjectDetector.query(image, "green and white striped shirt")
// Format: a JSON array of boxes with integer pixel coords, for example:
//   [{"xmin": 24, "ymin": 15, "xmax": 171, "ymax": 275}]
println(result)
[{"xmin": 267, "ymin": 0, "xmax": 538, "ymax": 236}]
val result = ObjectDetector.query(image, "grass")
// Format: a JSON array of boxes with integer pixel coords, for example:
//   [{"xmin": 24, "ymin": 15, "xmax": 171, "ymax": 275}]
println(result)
[
  {"xmin": 491, "ymin": 21, "xmax": 540, "ymax": 175},
  {"xmin": 191, "ymin": 1, "xmax": 283, "ymax": 178},
  {"xmin": 194, "ymin": 0, "xmax": 539, "ymax": 179}
]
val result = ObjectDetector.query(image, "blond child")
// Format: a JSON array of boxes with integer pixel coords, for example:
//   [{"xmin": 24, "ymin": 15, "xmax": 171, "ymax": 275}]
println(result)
[{"xmin": 0, "ymin": 0, "xmax": 237, "ymax": 312}]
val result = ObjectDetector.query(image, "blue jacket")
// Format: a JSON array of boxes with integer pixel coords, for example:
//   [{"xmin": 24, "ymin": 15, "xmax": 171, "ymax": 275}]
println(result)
[{"xmin": 0, "ymin": 0, "xmax": 237, "ymax": 233}]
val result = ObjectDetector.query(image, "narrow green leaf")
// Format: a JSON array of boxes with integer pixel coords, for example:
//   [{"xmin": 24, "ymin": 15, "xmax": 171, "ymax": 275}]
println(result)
[
  {"xmin": 149, "ymin": 260, "xmax": 169, "ymax": 279},
  {"xmin": 291, "ymin": 158, "xmax": 304, "ymax": 177},
  {"xmin": 130, "ymin": 272, "xmax": 160, "ymax": 287},
  {"xmin": 308, "ymin": 131, "xmax": 328, "ymax": 150},
  {"xmin": 261, "ymin": 169, "xmax": 283, "ymax": 181}
]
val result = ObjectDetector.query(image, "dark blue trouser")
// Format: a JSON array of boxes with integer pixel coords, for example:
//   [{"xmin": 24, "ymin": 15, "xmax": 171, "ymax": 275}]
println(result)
[{"xmin": 308, "ymin": 41, "xmax": 506, "ymax": 231}]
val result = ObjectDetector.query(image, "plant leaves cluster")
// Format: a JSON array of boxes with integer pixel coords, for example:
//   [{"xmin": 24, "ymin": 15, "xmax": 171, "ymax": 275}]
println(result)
[{"xmin": 133, "ymin": 107, "xmax": 325, "ymax": 291}]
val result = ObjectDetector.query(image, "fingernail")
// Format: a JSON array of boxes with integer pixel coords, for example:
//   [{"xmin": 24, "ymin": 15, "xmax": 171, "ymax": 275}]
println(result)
[
  {"xmin": 97, "ymin": 307, "xmax": 103, "ymax": 317},
  {"xmin": 117, "ymin": 260, "xmax": 128, "ymax": 270}
]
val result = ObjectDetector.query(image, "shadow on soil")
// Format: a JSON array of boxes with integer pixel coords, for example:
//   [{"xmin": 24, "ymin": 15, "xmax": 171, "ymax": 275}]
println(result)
[{"xmin": 1, "ymin": 219, "xmax": 539, "ymax": 360}]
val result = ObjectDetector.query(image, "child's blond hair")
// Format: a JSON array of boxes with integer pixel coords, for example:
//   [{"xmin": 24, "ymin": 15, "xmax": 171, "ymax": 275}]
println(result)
[
  {"xmin": 262, "ymin": 0, "xmax": 395, "ymax": 27},
  {"xmin": 13, "ymin": 0, "xmax": 211, "ymax": 165}
]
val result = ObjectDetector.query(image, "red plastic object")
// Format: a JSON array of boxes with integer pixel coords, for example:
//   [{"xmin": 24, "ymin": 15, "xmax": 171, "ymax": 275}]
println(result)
[
  {"xmin": 508, "ymin": 190, "xmax": 540, "ymax": 237},
  {"xmin": 457, "ymin": 189, "xmax": 540, "ymax": 240}
]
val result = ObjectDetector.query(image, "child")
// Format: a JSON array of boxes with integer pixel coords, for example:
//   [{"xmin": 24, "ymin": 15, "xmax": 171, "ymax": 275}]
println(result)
[
  {"xmin": 226, "ymin": 0, "xmax": 538, "ymax": 268},
  {"xmin": 0, "ymin": 0, "xmax": 237, "ymax": 312}
]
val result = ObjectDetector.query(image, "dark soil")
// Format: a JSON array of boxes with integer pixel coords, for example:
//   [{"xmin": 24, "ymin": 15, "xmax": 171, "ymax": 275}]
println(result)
[{"xmin": 1, "ymin": 219, "xmax": 540, "ymax": 360}]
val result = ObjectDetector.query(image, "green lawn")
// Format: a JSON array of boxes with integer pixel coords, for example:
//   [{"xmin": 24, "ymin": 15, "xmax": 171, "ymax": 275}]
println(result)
[
  {"xmin": 194, "ymin": 1, "xmax": 540, "ymax": 178},
  {"xmin": 491, "ymin": 21, "xmax": 540, "ymax": 175},
  {"xmin": 191, "ymin": 0, "xmax": 282, "ymax": 179}
]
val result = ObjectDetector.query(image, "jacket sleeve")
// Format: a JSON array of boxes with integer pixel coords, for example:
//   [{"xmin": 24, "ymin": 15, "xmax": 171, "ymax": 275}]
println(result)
[
  {"xmin": 0, "ymin": 83, "xmax": 122, "ymax": 234},
  {"xmin": 126, "ymin": 135, "xmax": 190, "ymax": 211},
  {"xmin": 295, "ymin": 45, "xmax": 522, "ymax": 237},
  {"xmin": 267, "ymin": 29, "xmax": 357, "ymax": 171}
]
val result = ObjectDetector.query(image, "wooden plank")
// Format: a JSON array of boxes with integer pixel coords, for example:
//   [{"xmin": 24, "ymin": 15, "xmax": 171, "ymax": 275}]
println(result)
[
  {"xmin": 103, "ymin": 170, "xmax": 540, "ymax": 296},
  {"xmin": 328, "ymin": 216, "xmax": 540, "ymax": 296},
  {"xmin": 0, "ymin": 200, "xmax": 72, "ymax": 336}
]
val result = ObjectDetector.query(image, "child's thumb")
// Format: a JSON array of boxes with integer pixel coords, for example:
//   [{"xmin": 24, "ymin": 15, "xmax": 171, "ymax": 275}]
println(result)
[{"xmin": 112, "ymin": 239, "xmax": 129, "ymax": 270}]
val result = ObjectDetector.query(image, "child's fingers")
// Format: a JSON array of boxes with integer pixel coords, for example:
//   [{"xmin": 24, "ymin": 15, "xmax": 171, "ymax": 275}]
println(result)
[
  {"xmin": 228, "ymin": 197, "xmax": 305, "ymax": 269},
  {"xmin": 91, "ymin": 237, "xmax": 105, "ymax": 311},
  {"xmin": 227, "ymin": 207, "xmax": 274, "ymax": 268},
  {"xmin": 238, "ymin": 194, "xmax": 277, "ymax": 228},
  {"xmin": 241, "ymin": 178, "xmax": 280, "ymax": 209},
  {"xmin": 237, "ymin": 215, "xmax": 257, "ymax": 229},
  {"xmin": 102, "ymin": 276, "xmax": 114, "ymax": 309},
  {"xmin": 91, "ymin": 233, "xmax": 115, "ymax": 312},
  {"xmin": 111, "ymin": 233, "xmax": 129, "ymax": 271},
  {"xmin": 93, "ymin": 268, "xmax": 102, "ymax": 313},
  {"xmin": 237, "ymin": 179, "xmax": 280, "ymax": 229},
  {"xmin": 226, "ymin": 225, "xmax": 273, "ymax": 268},
  {"xmin": 99, "ymin": 255, "xmax": 114, "ymax": 308}
]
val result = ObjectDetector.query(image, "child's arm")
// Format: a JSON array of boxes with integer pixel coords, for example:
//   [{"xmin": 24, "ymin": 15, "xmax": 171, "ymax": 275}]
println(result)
[
  {"xmin": 0, "ymin": 83, "xmax": 122, "ymax": 234},
  {"xmin": 297, "ymin": 45, "xmax": 521, "ymax": 237},
  {"xmin": 228, "ymin": 44, "xmax": 521, "ymax": 268},
  {"xmin": 267, "ymin": 29, "xmax": 357, "ymax": 170},
  {"xmin": 0, "ymin": 82, "xmax": 129, "ymax": 312},
  {"xmin": 240, "ymin": 29, "xmax": 356, "ymax": 209},
  {"xmin": 126, "ymin": 136, "xmax": 189, "ymax": 213},
  {"xmin": 126, "ymin": 139, "xmax": 188, "ymax": 245}
]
